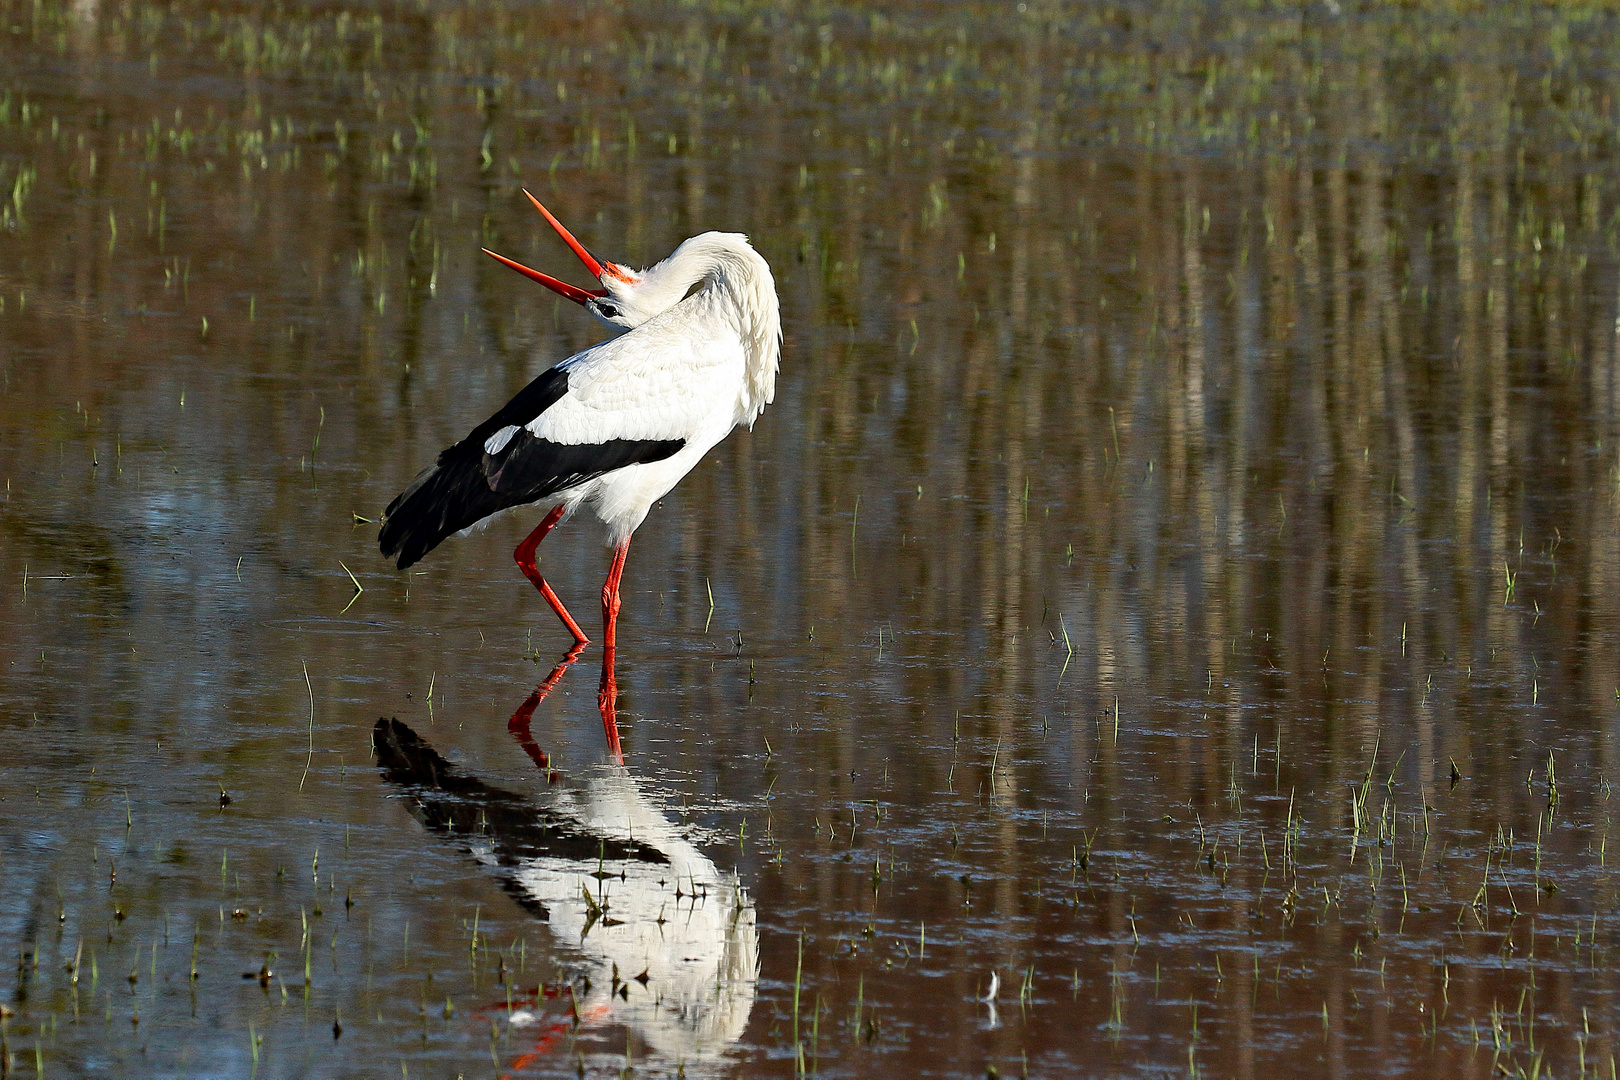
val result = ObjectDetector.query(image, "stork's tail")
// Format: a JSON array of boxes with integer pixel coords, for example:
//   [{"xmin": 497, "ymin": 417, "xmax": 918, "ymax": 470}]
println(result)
[{"xmin": 378, "ymin": 443, "xmax": 505, "ymax": 570}]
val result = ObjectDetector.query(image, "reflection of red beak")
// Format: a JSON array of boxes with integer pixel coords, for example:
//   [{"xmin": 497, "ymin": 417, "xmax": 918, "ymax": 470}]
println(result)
[{"xmin": 482, "ymin": 189, "xmax": 632, "ymax": 304}]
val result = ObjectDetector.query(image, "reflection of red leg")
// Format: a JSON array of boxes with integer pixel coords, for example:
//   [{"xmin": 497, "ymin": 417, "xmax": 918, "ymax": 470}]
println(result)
[
  {"xmin": 507, "ymin": 641, "xmax": 586, "ymax": 776},
  {"xmin": 597, "ymin": 538, "xmax": 631, "ymax": 761},
  {"xmin": 499, "ymin": 1016, "xmax": 571, "ymax": 1080},
  {"xmin": 514, "ymin": 506, "xmax": 589, "ymax": 645}
]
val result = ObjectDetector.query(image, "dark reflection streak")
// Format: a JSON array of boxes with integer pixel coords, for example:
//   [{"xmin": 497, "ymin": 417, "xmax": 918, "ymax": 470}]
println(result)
[
  {"xmin": 623, "ymin": 106, "xmax": 644, "ymax": 259},
  {"xmin": 473, "ymin": 233, "xmax": 517, "ymax": 382},
  {"xmin": 1289, "ymin": 123, "xmax": 1329, "ymax": 699},
  {"xmin": 1229, "ymin": 155, "xmax": 1260, "ymax": 1066},
  {"xmin": 682, "ymin": 17, "xmax": 706, "ymax": 232},
  {"xmin": 1364, "ymin": 126, "xmax": 1433, "ymax": 787},
  {"xmin": 1599, "ymin": 174, "xmax": 1620, "ymax": 793},
  {"xmin": 1454, "ymin": 67, "xmax": 1483, "ymax": 565},
  {"xmin": 1450, "ymin": 70, "xmax": 1485, "ymax": 849},
  {"xmin": 1485, "ymin": 100, "xmax": 1518, "ymax": 812},
  {"xmin": 398, "ymin": 194, "xmax": 433, "ymax": 407}
]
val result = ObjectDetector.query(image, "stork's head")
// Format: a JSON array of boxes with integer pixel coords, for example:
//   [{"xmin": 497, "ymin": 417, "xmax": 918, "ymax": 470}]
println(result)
[{"xmin": 482, "ymin": 191, "xmax": 665, "ymax": 336}]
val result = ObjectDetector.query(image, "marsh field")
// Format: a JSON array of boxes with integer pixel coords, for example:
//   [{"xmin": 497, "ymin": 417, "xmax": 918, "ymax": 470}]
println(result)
[{"xmin": 3, "ymin": 0, "xmax": 1620, "ymax": 1076}]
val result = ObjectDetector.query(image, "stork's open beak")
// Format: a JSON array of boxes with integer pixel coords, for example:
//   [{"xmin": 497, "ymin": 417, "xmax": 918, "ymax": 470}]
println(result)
[
  {"xmin": 520, "ymin": 189, "xmax": 634, "ymax": 285},
  {"xmin": 480, "ymin": 247, "xmax": 602, "ymax": 304},
  {"xmin": 481, "ymin": 190, "xmax": 633, "ymax": 304}
]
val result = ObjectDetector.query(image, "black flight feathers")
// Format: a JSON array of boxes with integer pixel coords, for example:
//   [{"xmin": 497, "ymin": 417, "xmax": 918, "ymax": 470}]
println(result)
[{"xmin": 377, "ymin": 366, "xmax": 685, "ymax": 569}]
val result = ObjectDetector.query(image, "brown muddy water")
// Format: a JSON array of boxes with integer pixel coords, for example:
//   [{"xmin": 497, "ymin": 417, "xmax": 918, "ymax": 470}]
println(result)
[{"xmin": 3, "ymin": 1, "xmax": 1620, "ymax": 1076}]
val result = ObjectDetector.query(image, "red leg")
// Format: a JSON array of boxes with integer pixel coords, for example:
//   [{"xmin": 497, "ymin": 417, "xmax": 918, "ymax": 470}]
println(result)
[
  {"xmin": 506, "ymin": 640, "xmax": 586, "ymax": 778},
  {"xmin": 514, "ymin": 505, "xmax": 589, "ymax": 645},
  {"xmin": 597, "ymin": 537, "xmax": 631, "ymax": 760}
]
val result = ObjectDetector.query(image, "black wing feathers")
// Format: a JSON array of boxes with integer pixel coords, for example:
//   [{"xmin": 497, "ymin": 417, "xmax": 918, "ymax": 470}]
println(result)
[{"xmin": 377, "ymin": 366, "xmax": 684, "ymax": 569}]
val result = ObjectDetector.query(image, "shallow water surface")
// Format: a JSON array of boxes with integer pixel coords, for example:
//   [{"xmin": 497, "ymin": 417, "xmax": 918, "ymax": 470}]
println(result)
[{"xmin": 4, "ymin": 1, "xmax": 1620, "ymax": 1076}]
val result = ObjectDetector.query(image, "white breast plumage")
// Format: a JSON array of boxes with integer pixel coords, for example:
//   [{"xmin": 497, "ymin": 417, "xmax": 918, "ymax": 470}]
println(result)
[{"xmin": 379, "ymin": 204, "xmax": 781, "ymax": 762}]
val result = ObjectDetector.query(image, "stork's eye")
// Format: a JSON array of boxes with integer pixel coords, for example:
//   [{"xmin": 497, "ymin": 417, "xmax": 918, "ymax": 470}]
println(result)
[{"xmin": 595, "ymin": 299, "xmax": 622, "ymax": 319}]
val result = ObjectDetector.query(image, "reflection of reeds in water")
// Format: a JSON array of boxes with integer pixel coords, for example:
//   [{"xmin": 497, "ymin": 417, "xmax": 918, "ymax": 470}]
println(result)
[
  {"xmin": 373, "ymin": 718, "xmax": 757, "ymax": 1071},
  {"xmin": 2, "ymin": 2, "xmax": 1620, "ymax": 1073},
  {"xmin": 0, "ymin": 4, "xmax": 1613, "ymax": 825}
]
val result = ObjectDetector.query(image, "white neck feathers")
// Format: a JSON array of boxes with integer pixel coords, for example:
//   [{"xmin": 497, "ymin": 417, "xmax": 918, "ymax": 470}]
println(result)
[{"xmin": 613, "ymin": 232, "xmax": 781, "ymax": 425}]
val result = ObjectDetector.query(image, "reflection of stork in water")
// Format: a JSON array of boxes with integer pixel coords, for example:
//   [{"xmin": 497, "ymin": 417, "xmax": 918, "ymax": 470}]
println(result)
[
  {"xmin": 378, "ymin": 194, "xmax": 782, "ymax": 759},
  {"xmin": 373, "ymin": 718, "xmax": 758, "ymax": 1074}
]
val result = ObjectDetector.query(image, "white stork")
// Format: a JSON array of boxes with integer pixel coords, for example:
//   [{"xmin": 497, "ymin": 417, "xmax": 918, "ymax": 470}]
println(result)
[{"xmin": 379, "ymin": 195, "xmax": 782, "ymax": 757}]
